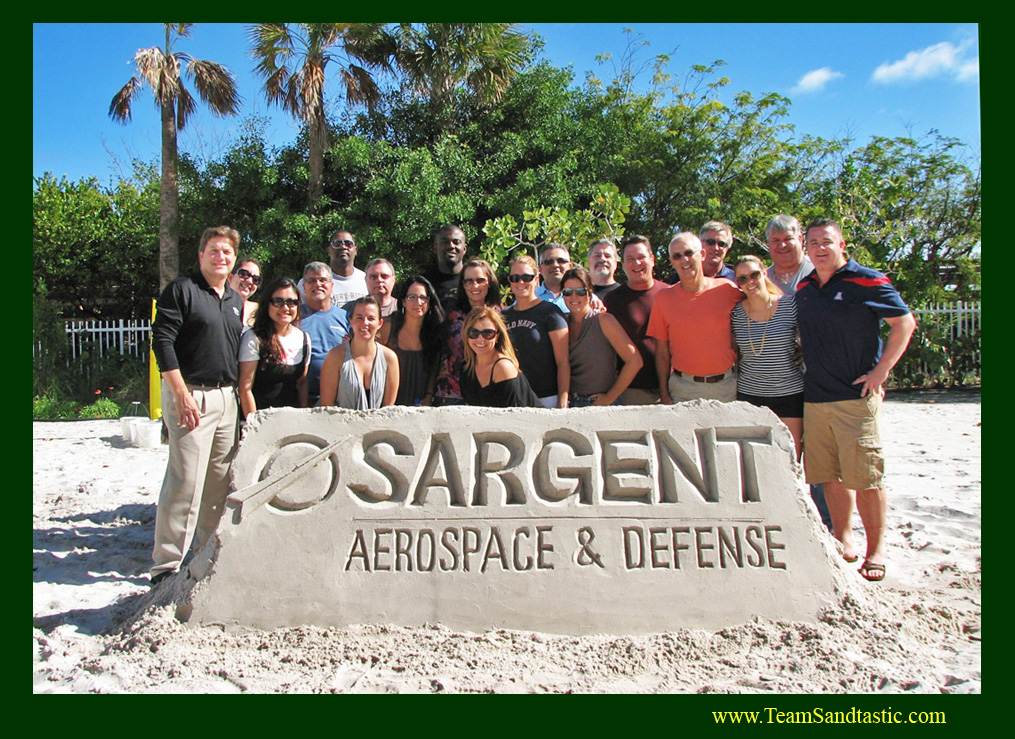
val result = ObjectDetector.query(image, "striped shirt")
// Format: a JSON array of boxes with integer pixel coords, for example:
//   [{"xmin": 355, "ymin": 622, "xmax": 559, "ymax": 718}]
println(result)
[{"xmin": 731, "ymin": 296, "xmax": 804, "ymax": 397}]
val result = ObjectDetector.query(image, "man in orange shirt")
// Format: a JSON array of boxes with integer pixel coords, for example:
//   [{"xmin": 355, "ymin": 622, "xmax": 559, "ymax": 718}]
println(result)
[{"xmin": 648, "ymin": 232, "xmax": 743, "ymax": 403}]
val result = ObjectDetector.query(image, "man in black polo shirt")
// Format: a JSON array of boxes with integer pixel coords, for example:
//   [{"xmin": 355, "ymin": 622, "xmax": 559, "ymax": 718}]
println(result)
[{"xmin": 150, "ymin": 226, "xmax": 244, "ymax": 586}]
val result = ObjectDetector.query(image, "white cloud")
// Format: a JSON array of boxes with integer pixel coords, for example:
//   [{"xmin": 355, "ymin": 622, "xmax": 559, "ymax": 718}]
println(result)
[
  {"xmin": 872, "ymin": 40, "xmax": 979, "ymax": 84},
  {"xmin": 792, "ymin": 67, "xmax": 844, "ymax": 94}
]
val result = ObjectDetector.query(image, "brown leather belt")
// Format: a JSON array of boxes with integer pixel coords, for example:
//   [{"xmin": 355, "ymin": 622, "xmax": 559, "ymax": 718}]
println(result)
[{"xmin": 675, "ymin": 370, "xmax": 727, "ymax": 384}]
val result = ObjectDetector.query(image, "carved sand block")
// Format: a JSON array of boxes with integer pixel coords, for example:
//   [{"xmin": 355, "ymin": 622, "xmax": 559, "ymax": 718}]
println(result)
[{"xmin": 182, "ymin": 402, "xmax": 852, "ymax": 634}]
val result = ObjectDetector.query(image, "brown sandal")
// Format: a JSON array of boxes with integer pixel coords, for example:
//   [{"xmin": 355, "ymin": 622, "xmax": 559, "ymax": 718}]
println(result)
[{"xmin": 859, "ymin": 561, "xmax": 886, "ymax": 582}]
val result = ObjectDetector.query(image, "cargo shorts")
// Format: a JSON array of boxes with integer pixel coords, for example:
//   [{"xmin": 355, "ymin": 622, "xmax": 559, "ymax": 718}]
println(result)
[{"xmin": 803, "ymin": 393, "xmax": 885, "ymax": 490}]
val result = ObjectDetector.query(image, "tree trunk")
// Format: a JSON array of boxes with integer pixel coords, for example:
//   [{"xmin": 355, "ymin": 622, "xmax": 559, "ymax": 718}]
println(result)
[
  {"xmin": 308, "ymin": 104, "xmax": 326, "ymax": 212},
  {"xmin": 159, "ymin": 101, "xmax": 180, "ymax": 291}
]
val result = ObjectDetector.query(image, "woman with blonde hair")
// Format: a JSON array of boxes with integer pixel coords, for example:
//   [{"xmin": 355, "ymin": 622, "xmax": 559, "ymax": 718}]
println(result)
[
  {"xmin": 460, "ymin": 306, "xmax": 541, "ymax": 408},
  {"xmin": 730, "ymin": 255, "xmax": 805, "ymax": 456},
  {"xmin": 501, "ymin": 254, "xmax": 569, "ymax": 408}
]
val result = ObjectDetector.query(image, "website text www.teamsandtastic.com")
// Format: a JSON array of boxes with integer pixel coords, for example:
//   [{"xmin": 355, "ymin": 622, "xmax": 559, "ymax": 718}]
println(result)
[{"xmin": 713, "ymin": 708, "xmax": 946, "ymax": 724}]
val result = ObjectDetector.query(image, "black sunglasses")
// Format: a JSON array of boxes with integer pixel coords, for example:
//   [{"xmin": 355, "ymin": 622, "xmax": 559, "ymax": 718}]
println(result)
[
  {"xmin": 561, "ymin": 287, "xmax": 588, "ymax": 297},
  {"xmin": 704, "ymin": 238, "xmax": 730, "ymax": 249},
  {"xmin": 508, "ymin": 273, "xmax": 536, "ymax": 283},
  {"xmin": 671, "ymin": 249, "xmax": 697, "ymax": 260},
  {"xmin": 541, "ymin": 257, "xmax": 569, "ymax": 266},
  {"xmin": 268, "ymin": 297, "xmax": 300, "ymax": 308},
  {"xmin": 329, "ymin": 238, "xmax": 355, "ymax": 247},
  {"xmin": 233, "ymin": 267, "xmax": 261, "ymax": 285},
  {"xmin": 467, "ymin": 327, "xmax": 498, "ymax": 340}
]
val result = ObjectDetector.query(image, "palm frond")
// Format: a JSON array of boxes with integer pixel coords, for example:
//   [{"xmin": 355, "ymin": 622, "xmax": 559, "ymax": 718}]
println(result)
[
  {"xmin": 187, "ymin": 58, "xmax": 241, "ymax": 116},
  {"xmin": 134, "ymin": 47, "xmax": 169, "ymax": 97},
  {"xmin": 340, "ymin": 64, "xmax": 382, "ymax": 110},
  {"xmin": 108, "ymin": 77, "xmax": 142, "ymax": 123},
  {"xmin": 175, "ymin": 83, "xmax": 196, "ymax": 130}
]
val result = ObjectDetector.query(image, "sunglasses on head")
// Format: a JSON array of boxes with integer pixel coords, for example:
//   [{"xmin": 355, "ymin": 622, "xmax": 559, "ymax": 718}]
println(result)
[
  {"xmin": 561, "ymin": 287, "xmax": 588, "ymax": 297},
  {"xmin": 508, "ymin": 273, "xmax": 536, "ymax": 283},
  {"xmin": 704, "ymin": 238, "xmax": 730, "ymax": 249},
  {"xmin": 736, "ymin": 270, "xmax": 763, "ymax": 286},
  {"xmin": 467, "ymin": 327, "xmax": 498, "ymax": 340},
  {"xmin": 233, "ymin": 267, "xmax": 261, "ymax": 285},
  {"xmin": 268, "ymin": 297, "xmax": 300, "ymax": 308}
]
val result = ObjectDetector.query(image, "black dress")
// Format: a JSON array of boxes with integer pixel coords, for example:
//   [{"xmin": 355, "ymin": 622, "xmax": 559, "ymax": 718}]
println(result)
[
  {"xmin": 252, "ymin": 332, "xmax": 310, "ymax": 409},
  {"xmin": 461, "ymin": 357, "xmax": 542, "ymax": 408}
]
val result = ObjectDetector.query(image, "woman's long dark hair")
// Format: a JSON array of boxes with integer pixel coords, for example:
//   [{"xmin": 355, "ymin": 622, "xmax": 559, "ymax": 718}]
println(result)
[
  {"xmin": 455, "ymin": 258, "xmax": 501, "ymax": 313},
  {"xmin": 251, "ymin": 277, "xmax": 301, "ymax": 364},
  {"xmin": 389, "ymin": 274, "xmax": 446, "ymax": 365}
]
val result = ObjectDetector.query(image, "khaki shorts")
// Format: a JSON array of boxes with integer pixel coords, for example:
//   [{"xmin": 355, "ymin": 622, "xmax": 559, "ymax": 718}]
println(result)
[{"xmin": 803, "ymin": 394, "xmax": 884, "ymax": 489}]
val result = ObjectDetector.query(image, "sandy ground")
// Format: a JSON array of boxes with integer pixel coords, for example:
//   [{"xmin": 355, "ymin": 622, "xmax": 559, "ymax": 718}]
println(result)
[{"xmin": 32, "ymin": 390, "xmax": 980, "ymax": 694}]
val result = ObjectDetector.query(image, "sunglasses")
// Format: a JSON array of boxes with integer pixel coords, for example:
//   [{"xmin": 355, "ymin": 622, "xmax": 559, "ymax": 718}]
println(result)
[
  {"xmin": 704, "ymin": 238, "xmax": 731, "ymax": 249},
  {"xmin": 233, "ymin": 267, "xmax": 261, "ymax": 285},
  {"xmin": 464, "ymin": 277, "xmax": 488, "ymax": 285},
  {"xmin": 268, "ymin": 297, "xmax": 300, "ymax": 308},
  {"xmin": 541, "ymin": 257, "xmax": 570, "ymax": 266},
  {"xmin": 467, "ymin": 327, "xmax": 498, "ymax": 340},
  {"xmin": 671, "ymin": 249, "xmax": 697, "ymax": 260},
  {"xmin": 404, "ymin": 294, "xmax": 429, "ymax": 303},
  {"xmin": 736, "ymin": 270, "xmax": 763, "ymax": 286},
  {"xmin": 329, "ymin": 238, "xmax": 355, "ymax": 247},
  {"xmin": 508, "ymin": 273, "xmax": 536, "ymax": 283},
  {"xmin": 561, "ymin": 287, "xmax": 589, "ymax": 297}
]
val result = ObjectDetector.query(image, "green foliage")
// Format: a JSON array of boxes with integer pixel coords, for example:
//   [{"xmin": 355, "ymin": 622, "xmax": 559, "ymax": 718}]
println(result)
[
  {"xmin": 480, "ymin": 183, "xmax": 630, "ymax": 269},
  {"xmin": 33, "ymin": 173, "xmax": 159, "ymax": 317},
  {"xmin": 33, "ymin": 287, "xmax": 69, "ymax": 398}
]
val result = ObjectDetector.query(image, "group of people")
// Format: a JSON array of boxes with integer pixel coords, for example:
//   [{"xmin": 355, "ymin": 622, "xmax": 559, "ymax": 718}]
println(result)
[{"xmin": 149, "ymin": 216, "xmax": 915, "ymax": 590}]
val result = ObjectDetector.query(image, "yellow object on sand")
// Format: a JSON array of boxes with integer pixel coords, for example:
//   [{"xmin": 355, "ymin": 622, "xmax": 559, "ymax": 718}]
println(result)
[{"xmin": 149, "ymin": 298, "xmax": 162, "ymax": 420}]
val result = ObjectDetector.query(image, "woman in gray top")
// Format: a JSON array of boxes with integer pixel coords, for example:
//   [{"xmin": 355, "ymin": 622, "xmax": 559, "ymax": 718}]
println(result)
[
  {"xmin": 319, "ymin": 297, "xmax": 399, "ymax": 409},
  {"xmin": 562, "ymin": 267, "xmax": 643, "ymax": 407}
]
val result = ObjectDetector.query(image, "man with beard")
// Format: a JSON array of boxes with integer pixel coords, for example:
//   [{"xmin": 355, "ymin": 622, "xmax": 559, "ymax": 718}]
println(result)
[{"xmin": 587, "ymin": 239, "xmax": 621, "ymax": 299}]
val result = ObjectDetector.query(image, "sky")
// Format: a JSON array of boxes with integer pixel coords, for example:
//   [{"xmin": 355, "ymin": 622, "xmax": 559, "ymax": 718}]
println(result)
[{"xmin": 33, "ymin": 23, "xmax": 981, "ymax": 185}]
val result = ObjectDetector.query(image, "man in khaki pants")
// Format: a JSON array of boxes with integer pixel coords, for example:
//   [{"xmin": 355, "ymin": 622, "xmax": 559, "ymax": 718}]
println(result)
[{"xmin": 150, "ymin": 226, "xmax": 244, "ymax": 586}]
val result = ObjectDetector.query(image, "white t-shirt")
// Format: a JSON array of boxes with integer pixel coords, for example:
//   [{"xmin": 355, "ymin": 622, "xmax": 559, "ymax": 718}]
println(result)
[
  {"xmin": 297, "ymin": 268, "xmax": 368, "ymax": 306},
  {"xmin": 239, "ymin": 327, "xmax": 308, "ymax": 366}
]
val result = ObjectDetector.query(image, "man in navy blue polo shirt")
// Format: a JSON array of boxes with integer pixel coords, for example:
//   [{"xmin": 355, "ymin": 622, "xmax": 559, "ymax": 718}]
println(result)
[{"xmin": 796, "ymin": 218, "xmax": 916, "ymax": 583}]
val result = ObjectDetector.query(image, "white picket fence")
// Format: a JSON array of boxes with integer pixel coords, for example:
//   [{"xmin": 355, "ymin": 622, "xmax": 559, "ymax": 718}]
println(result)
[
  {"xmin": 909, "ymin": 300, "xmax": 981, "ymax": 379},
  {"xmin": 34, "ymin": 319, "xmax": 151, "ymax": 361}
]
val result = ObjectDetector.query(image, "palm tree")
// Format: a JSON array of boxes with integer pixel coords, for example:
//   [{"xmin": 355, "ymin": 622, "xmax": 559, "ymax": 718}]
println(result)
[
  {"xmin": 250, "ymin": 23, "xmax": 396, "ymax": 210},
  {"xmin": 109, "ymin": 23, "xmax": 240, "ymax": 290},
  {"xmin": 392, "ymin": 23, "xmax": 530, "ymax": 135}
]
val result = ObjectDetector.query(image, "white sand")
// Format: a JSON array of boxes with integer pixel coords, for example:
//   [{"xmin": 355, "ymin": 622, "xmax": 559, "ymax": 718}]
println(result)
[{"xmin": 33, "ymin": 391, "xmax": 980, "ymax": 694}]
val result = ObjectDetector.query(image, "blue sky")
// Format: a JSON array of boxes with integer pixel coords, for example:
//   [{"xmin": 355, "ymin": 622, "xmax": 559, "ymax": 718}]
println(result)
[{"xmin": 33, "ymin": 23, "xmax": 980, "ymax": 185}]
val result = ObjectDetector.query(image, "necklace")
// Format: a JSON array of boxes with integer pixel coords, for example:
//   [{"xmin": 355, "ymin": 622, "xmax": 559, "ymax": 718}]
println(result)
[{"xmin": 746, "ymin": 297, "xmax": 773, "ymax": 356}]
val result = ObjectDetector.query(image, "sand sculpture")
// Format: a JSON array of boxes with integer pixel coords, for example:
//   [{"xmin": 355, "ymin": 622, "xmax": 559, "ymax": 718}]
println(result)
[{"xmin": 179, "ymin": 401, "xmax": 852, "ymax": 634}]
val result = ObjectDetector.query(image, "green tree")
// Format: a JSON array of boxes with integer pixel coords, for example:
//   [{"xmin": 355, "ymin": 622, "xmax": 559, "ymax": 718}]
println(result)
[
  {"xmin": 34, "ymin": 173, "xmax": 159, "ymax": 317},
  {"xmin": 250, "ymin": 22, "xmax": 396, "ymax": 211},
  {"xmin": 827, "ymin": 133, "xmax": 981, "ymax": 302},
  {"xmin": 109, "ymin": 23, "xmax": 240, "ymax": 290},
  {"xmin": 392, "ymin": 23, "xmax": 530, "ymax": 139}
]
